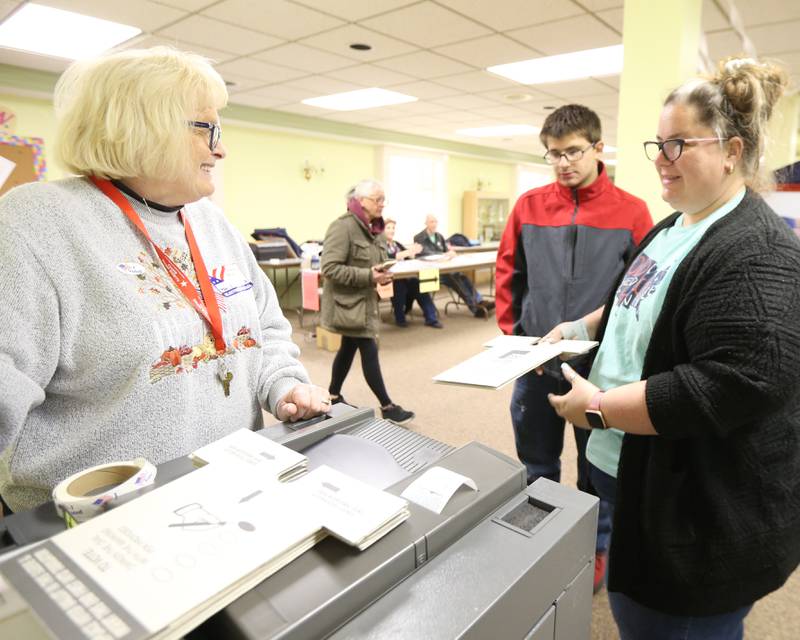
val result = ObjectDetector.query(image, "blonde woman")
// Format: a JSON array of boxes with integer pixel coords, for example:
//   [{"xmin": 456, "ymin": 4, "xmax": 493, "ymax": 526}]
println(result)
[
  {"xmin": 0, "ymin": 47, "xmax": 328, "ymax": 514},
  {"xmin": 546, "ymin": 58, "xmax": 800, "ymax": 639}
]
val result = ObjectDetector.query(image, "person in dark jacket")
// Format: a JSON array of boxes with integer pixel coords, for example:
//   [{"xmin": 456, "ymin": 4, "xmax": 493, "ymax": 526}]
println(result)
[
  {"xmin": 546, "ymin": 58, "xmax": 800, "ymax": 639},
  {"xmin": 321, "ymin": 180, "xmax": 414, "ymax": 425},
  {"xmin": 383, "ymin": 218, "xmax": 442, "ymax": 328},
  {"xmin": 496, "ymin": 104, "xmax": 652, "ymax": 591},
  {"xmin": 413, "ymin": 214, "xmax": 494, "ymax": 318}
]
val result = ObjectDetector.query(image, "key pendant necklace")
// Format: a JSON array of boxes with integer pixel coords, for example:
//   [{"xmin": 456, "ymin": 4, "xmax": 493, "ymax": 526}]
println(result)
[{"xmin": 217, "ymin": 358, "xmax": 233, "ymax": 397}]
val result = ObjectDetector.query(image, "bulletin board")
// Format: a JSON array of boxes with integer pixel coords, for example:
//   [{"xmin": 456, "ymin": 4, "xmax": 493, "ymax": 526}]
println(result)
[{"xmin": 0, "ymin": 134, "xmax": 47, "ymax": 197}]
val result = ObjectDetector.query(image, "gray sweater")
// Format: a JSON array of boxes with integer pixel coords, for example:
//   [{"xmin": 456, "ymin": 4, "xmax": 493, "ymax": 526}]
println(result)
[{"xmin": 0, "ymin": 177, "xmax": 309, "ymax": 511}]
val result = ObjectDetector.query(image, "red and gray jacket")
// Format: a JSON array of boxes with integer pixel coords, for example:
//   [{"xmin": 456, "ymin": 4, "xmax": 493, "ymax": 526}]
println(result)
[{"xmin": 496, "ymin": 163, "xmax": 652, "ymax": 337}]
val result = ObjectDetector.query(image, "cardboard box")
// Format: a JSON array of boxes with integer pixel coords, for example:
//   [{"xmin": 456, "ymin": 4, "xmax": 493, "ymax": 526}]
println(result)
[{"xmin": 316, "ymin": 327, "xmax": 342, "ymax": 352}]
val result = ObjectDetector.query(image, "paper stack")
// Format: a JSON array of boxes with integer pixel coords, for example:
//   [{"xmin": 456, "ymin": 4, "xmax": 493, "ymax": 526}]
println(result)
[{"xmin": 190, "ymin": 428, "xmax": 308, "ymax": 482}]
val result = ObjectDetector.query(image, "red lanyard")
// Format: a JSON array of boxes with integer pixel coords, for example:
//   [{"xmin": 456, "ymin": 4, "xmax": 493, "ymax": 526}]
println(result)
[{"xmin": 91, "ymin": 176, "xmax": 226, "ymax": 353}]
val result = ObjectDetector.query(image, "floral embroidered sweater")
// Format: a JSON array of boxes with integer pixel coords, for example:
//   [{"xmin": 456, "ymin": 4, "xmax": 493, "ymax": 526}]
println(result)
[{"xmin": 0, "ymin": 177, "xmax": 309, "ymax": 511}]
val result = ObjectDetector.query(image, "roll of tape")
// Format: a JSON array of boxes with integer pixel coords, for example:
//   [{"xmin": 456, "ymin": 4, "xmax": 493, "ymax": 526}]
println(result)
[{"xmin": 52, "ymin": 458, "xmax": 157, "ymax": 526}]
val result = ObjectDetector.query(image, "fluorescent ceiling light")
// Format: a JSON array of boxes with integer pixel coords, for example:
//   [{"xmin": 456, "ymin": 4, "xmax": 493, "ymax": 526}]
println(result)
[
  {"xmin": 302, "ymin": 88, "xmax": 417, "ymax": 111},
  {"xmin": 0, "ymin": 3, "xmax": 141, "ymax": 60},
  {"xmin": 488, "ymin": 45, "xmax": 623, "ymax": 85},
  {"xmin": 603, "ymin": 145, "xmax": 617, "ymax": 153},
  {"xmin": 605, "ymin": 158, "xmax": 618, "ymax": 166},
  {"xmin": 456, "ymin": 124, "xmax": 540, "ymax": 138}
]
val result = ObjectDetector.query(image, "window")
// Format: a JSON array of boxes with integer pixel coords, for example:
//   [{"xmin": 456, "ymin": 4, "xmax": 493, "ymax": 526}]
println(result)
[
  {"xmin": 515, "ymin": 163, "xmax": 551, "ymax": 199},
  {"xmin": 380, "ymin": 146, "xmax": 447, "ymax": 243}
]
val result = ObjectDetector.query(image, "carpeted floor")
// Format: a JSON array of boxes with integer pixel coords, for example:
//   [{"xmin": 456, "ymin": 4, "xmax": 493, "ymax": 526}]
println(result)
[{"xmin": 289, "ymin": 298, "xmax": 799, "ymax": 640}]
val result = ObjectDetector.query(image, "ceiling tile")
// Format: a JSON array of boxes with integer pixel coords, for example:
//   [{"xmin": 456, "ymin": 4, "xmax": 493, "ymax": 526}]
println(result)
[
  {"xmin": 434, "ymin": 34, "xmax": 540, "ymax": 68},
  {"xmin": 202, "ymin": 0, "xmax": 344, "ymax": 40},
  {"xmin": 292, "ymin": 0, "xmax": 418, "ymax": 21},
  {"xmin": 748, "ymin": 20, "xmax": 800, "ymax": 56},
  {"xmin": 596, "ymin": 7, "xmax": 623, "ymax": 32},
  {"xmin": 536, "ymin": 78, "xmax": 618, "ymax": 98},
  {"xmin": 435, "ymin": 0, "xmax": 584, "ymax": 31},
  {"xmin": 274, "ymin": 102, "xmax": 335, "ymax": 117},
  {"xmin": 39, "ymin": 0, "xmax": 186, "ymax": 32},
  {"xmin": 436, "ymin": 71, "xmax": 521, "ymax": 92},
  {"xmin": 378, "ymin": 113, "xmax": 443, "ymax": 127},
  {"xmin": 508, "ymin": 14, "xmax": 621, "ymax": 55},
  {"xmin": 0, "ymin": 48, "xmax": 70, "ymax": 74},
  {"xmin": 228, "ymin": 92, "xmax": 287, "ymax": 109},
  {"xmin": 121, "ymin": 35, "xmax": 237, "ymax": 63},
  {"xmin": 213, "ymin": 72, "xmax": 270, "ymax": 93},
  {"xmin": 469, "ymin": 104, "xmax": 534, "ymax": 119},
  {"xmin": 701, "ymin": 0, "xmax": 728, "ymax": 32},
  {"xmin": 298, "ymin": 24, "xmax": 417, "ymax": 61},
  {"xmin": 576, "ymin": 0, "xmax": 623, "ymax": 10},
  {"xmin": 381, "ymin": 100, "xmax": 452, "ymax": 115},
  {"xmin": 704, "ymin": 29, "xmax": 744, "ymax": 63},
  {"xmin": 282, "ymin": 75, "xmax": 364, "ymax": 95},
  {"xmin": 432, "ymin": 94, "xmax": 499, "ymax": 109},
  {"xmin": 326, "ymin": 64, "xmax": 417, "ymax": 87},
  {"xmin": 376, "ymin": 50, "xmax": 473, "ymax": 79},
  {"xmin": 578, "ymin": 93, "xmax": 619, "ymax": 110},
  {"xmin": 442, "ymin": 110, "xmax": 492, "ymax": 123},
  {"xmin": 361, "ymin": 1, "xmax": 491, "ymax": 48},
  {"xmin": 386, "ymin": 80, "xmax": 461, "ymax": 99},
  {"xmin": 0, "ymin": 0, "xmax": 19, "ymax": 20},
  {"xmin": 215, "ymin": 58, "xmax": 307, "ymax": 83},
  {"xmin": 152, "ymin": 0, "xmax": 214, "ymax": 10},
  {"xmin": 736, "ymin": 0, "xmax": 800, "ymax": 27},
  {"xmin": 237, "ymin": 84, "xmax": 316, "ymax": 102},
  {"xmin": 477, "ymin": 86, "xmax": 553, "ymax": 104},
  {"xmin": 159, "ymin": 15, "xmax": 284, "ymax": 55},
  {"xmin": 253, "ymin": 43, "xmax": 353, "ymax": 73},
  {"xmin": 322, "ymin": 110, "xmax": 390, "ymax": 124}
]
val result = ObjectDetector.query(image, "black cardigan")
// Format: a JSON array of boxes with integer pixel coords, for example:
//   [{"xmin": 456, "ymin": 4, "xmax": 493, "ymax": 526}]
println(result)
[{"xmin": 597, "ymin": 190, "xmax": 800, "ymax": 615}]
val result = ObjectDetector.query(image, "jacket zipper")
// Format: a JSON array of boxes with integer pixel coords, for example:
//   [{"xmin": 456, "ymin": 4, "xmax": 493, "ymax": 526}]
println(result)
[{"xmin": 564, "ymin": 189, "xmax": 580, "ymax": 319}]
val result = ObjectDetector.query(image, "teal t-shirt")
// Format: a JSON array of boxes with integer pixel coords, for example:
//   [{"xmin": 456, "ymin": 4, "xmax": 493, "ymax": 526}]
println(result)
[{"xmin": 586, "ymin": 189, "xmax": 745, "ymax": 477}]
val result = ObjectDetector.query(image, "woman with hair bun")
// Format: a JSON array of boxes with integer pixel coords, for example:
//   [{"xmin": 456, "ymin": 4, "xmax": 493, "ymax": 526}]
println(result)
[
  {"xmin": 0, "ymin": 47, "xmax": 330, "ymax": 515},
  {"xmin": 546, "ymin": 57, "xmax": 800, "ymax": 638}
]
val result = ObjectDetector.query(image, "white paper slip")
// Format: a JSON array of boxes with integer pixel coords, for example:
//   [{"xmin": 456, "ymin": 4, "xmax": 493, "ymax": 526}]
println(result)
[
  {"xmin": 482, "ymin": 334, "xmax": 541, "ymax": 349},
  {"xmin": 400, "ymin": 467, "xmax": 477, "ymax": 514},
  {"xmin": 292, "ymin": 465, "xmax": 409, "ymax": 551},
  {"xmin": 556, "ymin": 339, "xmax": 599, "ymax": 356},
  {"xmin": 189, "ymin": 429, "xmax": 307, "ymax": 482},
  {"xmin": 0, "ymin": 156, "xmax": 15, "ymax": 190},
  {"xmin": 433, "ymin": 341, "xmax": 564, "ymax": 389}
]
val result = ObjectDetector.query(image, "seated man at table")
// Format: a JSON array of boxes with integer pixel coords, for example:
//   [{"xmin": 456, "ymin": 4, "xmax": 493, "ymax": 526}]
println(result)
[{"xmin": 413, "ymin": 214, "xmax": 494, "ymax": 318}]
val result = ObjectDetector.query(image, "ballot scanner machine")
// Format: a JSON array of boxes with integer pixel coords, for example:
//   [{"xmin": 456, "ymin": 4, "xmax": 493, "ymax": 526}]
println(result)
[{"xmin": 0, "ymin": 406, "xmax": 598, "ymax": 640}]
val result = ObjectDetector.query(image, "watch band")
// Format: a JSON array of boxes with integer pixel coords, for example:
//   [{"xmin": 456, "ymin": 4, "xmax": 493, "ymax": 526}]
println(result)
[{"xmin": 585, "ymin": 390, "xmax": 607, "ymax": 429}]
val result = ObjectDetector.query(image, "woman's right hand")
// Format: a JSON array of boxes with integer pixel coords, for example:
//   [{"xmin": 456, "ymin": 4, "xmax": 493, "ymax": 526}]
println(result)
[{"xmin": 371, "ymin": 266, "xmax": 393, "ymax": 285}]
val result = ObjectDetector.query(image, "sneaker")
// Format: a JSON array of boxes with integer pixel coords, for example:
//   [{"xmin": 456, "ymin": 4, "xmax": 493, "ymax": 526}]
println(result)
[
  {"xmin": 381, "ymin": 404, "xmax": 415, "ymax": 425},
  {"xmin": 593, "ymin": 551, "xmax": 608, "ymax": 594},
  {"xmin": 425, "ymin": 320, "xmax": 443, "ymax": 329}
]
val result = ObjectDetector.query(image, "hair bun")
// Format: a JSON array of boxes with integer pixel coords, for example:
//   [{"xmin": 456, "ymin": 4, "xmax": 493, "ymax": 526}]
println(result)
[{"xmin": 716, "ymin": 57, "xmax": 789, "ymax": 121}]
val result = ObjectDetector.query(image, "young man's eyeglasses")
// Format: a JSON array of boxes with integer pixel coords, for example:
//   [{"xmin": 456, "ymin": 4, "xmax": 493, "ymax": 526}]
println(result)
[
  {"xmin": 543, "ymin": 142, "xmax": 597, "ymax": 165},
  {"xmin": 189, "ymin": 121, "xmax": 222, "ymax": 151},
  {"xmin": 643, "ymin": 137, "xmax": 728, "ymax": 162}
]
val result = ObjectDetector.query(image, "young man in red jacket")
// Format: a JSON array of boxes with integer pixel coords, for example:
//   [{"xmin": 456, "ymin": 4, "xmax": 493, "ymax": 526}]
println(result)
[{"xmin": 496, "ymin": 104, "xmax": 652, "ymax": 591}]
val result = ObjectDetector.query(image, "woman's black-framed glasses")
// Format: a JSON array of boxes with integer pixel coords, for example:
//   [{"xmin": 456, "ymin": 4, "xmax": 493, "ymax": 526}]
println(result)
[
  {"xmin": 543, "ymin": 142, "xmax": 596, "ymax": 165},
  {"xmin": 643, "ymin": 137, "xmax": 728, "ymax": 162},
  {"xmin": 189, "ymin": 121, "xmax": 222, "ymax": 151}
]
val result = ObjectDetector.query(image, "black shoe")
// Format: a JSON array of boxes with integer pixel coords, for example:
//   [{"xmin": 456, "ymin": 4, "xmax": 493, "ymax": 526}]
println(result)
[
  {"xmin": 425, "ymin": 320, "xmax": 443, "ymax": 329},
  {"xmin": 329, "ymin": 394, "xmax": 347, "ymax": 405},
  {"xmin": 396, "ymin": 320, "xmax": 409, "ymax": 327},
  {"xmin": 473, "ymin": 307, "xmax": 488, "ymax": 318},
  {"xmin": 381, "ymin": 404, "xmax": 415, "ymax": 425}
]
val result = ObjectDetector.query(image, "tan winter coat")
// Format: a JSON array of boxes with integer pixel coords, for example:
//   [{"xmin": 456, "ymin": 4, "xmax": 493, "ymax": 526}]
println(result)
[{"xmin": 320, "ymin": 211, "xmax": 387, "ymax": 338}]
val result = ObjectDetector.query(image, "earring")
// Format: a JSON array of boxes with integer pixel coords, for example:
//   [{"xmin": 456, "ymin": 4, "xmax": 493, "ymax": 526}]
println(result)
[{"xmin": 725, "ymin": 164, "xmax": 734, "ymax": 174}]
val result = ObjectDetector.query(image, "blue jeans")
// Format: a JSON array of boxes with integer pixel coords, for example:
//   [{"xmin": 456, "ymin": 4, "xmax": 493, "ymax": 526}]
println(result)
[
  {"xmin": 511, "ymin": 369, "xmax": 611, "ymax": 553},
  {"xmin": 441, "ymin": 272, "xmax": 482, "ymax": 312},
  {"xmin": 589, "ymin": 464, "xmax": 616, "ymax": 556},
  {"xmin": 392, "ymin": 278, "xmax": 437, "ymax": 324},
  {"xmin": 609, "ymin": 592, "xmax": 752, "ymax": 640}
]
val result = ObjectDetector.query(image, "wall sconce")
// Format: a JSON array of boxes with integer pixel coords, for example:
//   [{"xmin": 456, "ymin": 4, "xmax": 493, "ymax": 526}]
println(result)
[
  {"xmin": 476, "ymin": 176, "xmax": 491, "ymax": 191},
  {"xmin": 302, "ymin": 160, "xmax": 325, "ymax": 181}
]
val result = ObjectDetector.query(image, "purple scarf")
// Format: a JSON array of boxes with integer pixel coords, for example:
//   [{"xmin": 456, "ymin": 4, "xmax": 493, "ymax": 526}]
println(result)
[{"xmin": 347, "ymin": 197, "xmax": 385, "ymax": 236}]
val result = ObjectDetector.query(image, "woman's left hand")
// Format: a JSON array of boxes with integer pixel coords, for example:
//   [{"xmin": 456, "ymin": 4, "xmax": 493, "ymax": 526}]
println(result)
[
  {"xmin": 547, "ymin": 362, "xmax": 599, "ymax": 429},
  {"xmin": 276, "ymin": 384, "xmax": 331, "ymax": 422}
]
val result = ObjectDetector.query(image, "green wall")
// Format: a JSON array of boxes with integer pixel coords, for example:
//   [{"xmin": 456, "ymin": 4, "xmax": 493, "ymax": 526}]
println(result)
[{"xmin": 1, "ymin": 89, "xmax": 532, "ymax": 244}]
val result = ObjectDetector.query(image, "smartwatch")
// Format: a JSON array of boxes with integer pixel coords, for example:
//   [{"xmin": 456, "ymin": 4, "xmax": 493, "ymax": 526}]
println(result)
[{"xmin": 585, "ymin": 391, "xmax": 608, "ymax": 429}]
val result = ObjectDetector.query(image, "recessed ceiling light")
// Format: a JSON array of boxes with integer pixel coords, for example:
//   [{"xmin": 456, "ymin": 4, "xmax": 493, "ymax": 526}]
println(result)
[
  {"xmin": 302, "ymin": 88, "xmax": 417, "ymax": 111},
  {"xmin": 456, "ymin": 124, "xmax": 540, "ymax": 138},
  {"xmin": 543, "ymin": 105, "xmax": 556, "ymax": 110},
  {"xmin": 350, "ymin": 43, "xmax": 372, "ymax": 51},
  {"xmin": 0, "ymin": 3, "xmax": 141, "ymax": 60},
  {"xmin": 488, "ymin": 45, "xmax": 624, "ymax": 85}
]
